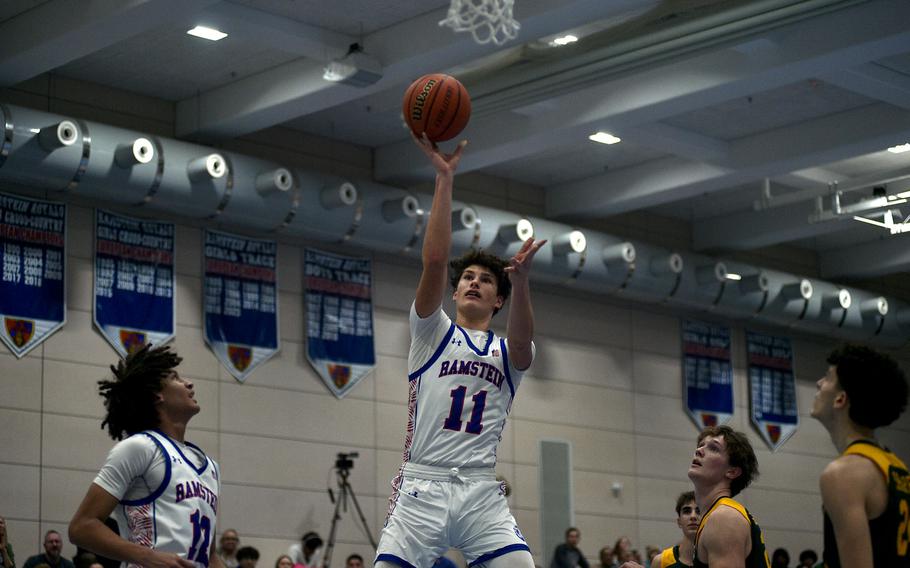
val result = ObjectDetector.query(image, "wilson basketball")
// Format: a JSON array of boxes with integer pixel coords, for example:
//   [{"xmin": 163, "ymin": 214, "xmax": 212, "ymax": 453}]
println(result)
[{"xmin": 402, "ymin": 74, "xmax": 471, "ymax": 142}]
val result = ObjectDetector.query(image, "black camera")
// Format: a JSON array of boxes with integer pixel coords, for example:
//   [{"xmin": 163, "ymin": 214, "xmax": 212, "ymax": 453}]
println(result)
[{"xmin": 335, "ymin": 452, "xmax": 358, "ymax": 470}]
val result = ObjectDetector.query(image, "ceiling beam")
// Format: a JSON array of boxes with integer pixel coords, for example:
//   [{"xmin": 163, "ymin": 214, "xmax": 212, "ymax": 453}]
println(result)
[
  {"xmin": 175, "ymin": 0, "xmax": 660, "ymax": 138},
  {"xmin": 374, "ymin": 0, "xmax": 910, "ymax": 182},
  {"xmin": 820, "ymin": 233, "xmax": 910, "ymax": 278},
  {"xmin": 822, "ymin": 62, "xmax": 910, "ymax": 111},
  {"xmin": 546, "ymin": 104, "xmax": 910, "ymax": 218},
  {"xmin": 0, "ymin": 0, "xmax": 219, "ymax": 86}
]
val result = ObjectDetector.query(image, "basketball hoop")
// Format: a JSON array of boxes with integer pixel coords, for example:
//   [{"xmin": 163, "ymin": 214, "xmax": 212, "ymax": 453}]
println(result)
[{"xmin": 439, "ymin": 0, "xmax": 520, "ymax": 46}]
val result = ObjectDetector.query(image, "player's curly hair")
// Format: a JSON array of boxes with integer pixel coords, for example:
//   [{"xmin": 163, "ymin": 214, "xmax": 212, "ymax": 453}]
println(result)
[
  {"xmin": 449, "ymin": 249, "xmax": 511, "ymax": 315},
  {"xmin": 698, "ymin": 425, "xmax": 759, "ymax": 497},
  {"xmin": 827, "ymin": 343, "xmax": 908, "ymax": 429},
  {"xmin": 98, "ymin": 343, "xmax": 182, "ymax": 440}
]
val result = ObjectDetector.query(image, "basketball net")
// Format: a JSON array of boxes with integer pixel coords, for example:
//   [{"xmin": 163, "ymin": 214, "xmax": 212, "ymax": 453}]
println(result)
[{"xmin": 439, "ymin": 0, "xmax": 520, "ymax": 46}]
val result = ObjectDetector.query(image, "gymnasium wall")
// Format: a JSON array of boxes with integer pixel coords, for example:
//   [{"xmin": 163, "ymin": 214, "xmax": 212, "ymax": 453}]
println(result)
[{"xmin": 1, "ymin": 75, "xmax": 909, "ymax": 568}]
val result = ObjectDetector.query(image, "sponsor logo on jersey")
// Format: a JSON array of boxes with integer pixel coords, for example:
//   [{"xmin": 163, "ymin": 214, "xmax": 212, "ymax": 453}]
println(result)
[{"xmin": 5, "ymin": 317, "xmax": 34, "ymax": 347}]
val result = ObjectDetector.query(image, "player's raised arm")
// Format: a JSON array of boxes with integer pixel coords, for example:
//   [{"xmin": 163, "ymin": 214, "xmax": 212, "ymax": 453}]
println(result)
[
  {"xmin": 505, "ymin": 237, "xmax": 546, "ymax": 370},
  {"xmin": 413, "ymin": 132, "xmax": 466, "ymax": 317}
]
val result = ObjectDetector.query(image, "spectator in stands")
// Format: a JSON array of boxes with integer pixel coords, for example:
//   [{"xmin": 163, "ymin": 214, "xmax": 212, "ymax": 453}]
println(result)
[
  {"xmin": 219, "ymin": 530, "xmax": 240, "ymax": 568},
  {"xmin": 796, "ymin": 550, "xmax": 817, "ymax": 568},
  {"xmin": 550, "ymin": 527, "xmax": 588, "ymax": 568},
  {"xmin": 23, "ymin": 531, "xmax": 74, "ymax": 568},
  {"xmin": 288, "ymin": 532, "xmax": 323, "ymax": 568},
  {"xmin": 275, "ymin": 555, "xmax": 294, "ymax": 568},
  {"xmin": 771, "ymin": 548, "xmax": 790, "ymax": 568},
  {"xmin": 0, "ymin": 516, "xmax": 15, "ymax": 568},
  {"xmin": 612, "ymin": 537, "xmax": 633, "ymax": 567},
  {"xmin": 598, "ymin": 546, "xmax": 613, "ymax": 568},
  {"xmin": 236, "ymin": 547, "xmax": 259, "ymax": 568}
]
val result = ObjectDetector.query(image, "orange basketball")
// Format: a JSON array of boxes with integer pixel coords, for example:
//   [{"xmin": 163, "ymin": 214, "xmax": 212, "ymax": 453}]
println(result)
[{"xmin": 402, "ymin": 73, "xmax": 471, "ymax": 142}]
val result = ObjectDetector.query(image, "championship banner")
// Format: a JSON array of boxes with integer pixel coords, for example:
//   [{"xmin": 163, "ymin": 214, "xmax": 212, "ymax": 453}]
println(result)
[
  {"xmin": 0, "ymin": 192, "xmax": 66, "ymax": 358},
  {"xmin": 304, "ymin": 248, "xmax": 375, "ymax": 398},
  {"xmin": 203, "ymin": 229, "xmax": 279, "ymax": 382},
  {"xmin": 94, "ymin": 210, "xmax": 175, "ymax": 356},
  {"xmin": 682, "ymin": 319, "xmax": 734, "ymax": 429},
  {"xmin": 747, "ymin": 331, "xmax": 799, "ymax": 451}
]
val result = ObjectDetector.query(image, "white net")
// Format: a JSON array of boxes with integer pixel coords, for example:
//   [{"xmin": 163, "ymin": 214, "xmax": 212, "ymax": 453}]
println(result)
[{"xmin": 439, "ymin": 0, "xmax": 520, "ymax": 45}]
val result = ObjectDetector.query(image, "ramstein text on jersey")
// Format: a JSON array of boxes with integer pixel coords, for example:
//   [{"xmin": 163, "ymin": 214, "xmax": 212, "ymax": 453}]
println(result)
[{"xmin": 438, "ymin": 359, "xmax": 505, "ymax": 390}]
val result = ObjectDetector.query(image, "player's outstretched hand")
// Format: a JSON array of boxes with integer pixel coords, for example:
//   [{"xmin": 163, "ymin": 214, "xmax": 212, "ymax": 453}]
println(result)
[
  {"xmin": 411, "ymin": 131, "xmax": 466, "ymax": 178},
  {"xmin": 504, "ymin": 238, "xmax": 547, "ymax": 281},
  {"xmin": 138, "ymin": 550, "xmax": 196, "ymax": 568}
]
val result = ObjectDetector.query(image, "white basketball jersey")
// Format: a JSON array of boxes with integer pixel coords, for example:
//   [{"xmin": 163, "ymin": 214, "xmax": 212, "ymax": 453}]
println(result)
[
  {"xmin": 403, "ymin": 306, "xmax": 529, "ymax": 468},
  {"xmin": 113, "ymin": 430, "xmax": 220, "ymax": 568}
]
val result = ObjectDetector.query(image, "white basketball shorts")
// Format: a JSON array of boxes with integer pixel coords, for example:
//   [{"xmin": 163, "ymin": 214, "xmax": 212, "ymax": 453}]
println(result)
[{"xmin": 374, "ymin": 463, "xmax": 530, "ymax": 567}]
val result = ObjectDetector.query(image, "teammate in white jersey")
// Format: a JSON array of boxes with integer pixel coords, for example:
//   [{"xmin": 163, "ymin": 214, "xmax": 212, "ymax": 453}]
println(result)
[
  {"xmin": 374, "ymin": 133, "xmax": 545, "ymax": 568},
  {"xmin": 69, "ymin": 345, "xmax": 224, "ymax": 568}
]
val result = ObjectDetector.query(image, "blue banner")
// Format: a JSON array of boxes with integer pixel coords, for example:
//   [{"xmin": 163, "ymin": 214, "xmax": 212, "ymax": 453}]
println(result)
[
  {"xmin": 94, "ymin": 210, "xmax": 175, "ymax": 357},
  {"xmin": 0, "ymin": 192, "xmax": 66, "ymax": 358},
  {"xmin": 682, "ymin": 319, "xmax": 734, "ymax": 430},
  {"xmin": 747, "ymin": 331, "xmax": 799, "ymax": 451},
  {"xmin": 305, "ymin": 248, "xmax": 375, "ymax": 398},
  {"xmin": 203, "ymin": 229, "xmax": 279, "ymax": 382}
]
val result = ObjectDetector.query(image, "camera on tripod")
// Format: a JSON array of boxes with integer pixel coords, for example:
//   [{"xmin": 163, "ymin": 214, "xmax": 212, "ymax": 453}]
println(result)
[{"xmin": 335, "ymin": 451, "xmax": 358, "ymax": 471}]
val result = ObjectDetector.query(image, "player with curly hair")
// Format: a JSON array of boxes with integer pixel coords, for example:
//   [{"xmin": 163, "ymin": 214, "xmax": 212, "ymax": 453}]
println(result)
[
  {"xmin": 812, "ymin": 344, "xmax": 909, "ymax": 568},
  {"xmin": 69, "ymin": 344, "xmax": 223, "ymax": 568}
]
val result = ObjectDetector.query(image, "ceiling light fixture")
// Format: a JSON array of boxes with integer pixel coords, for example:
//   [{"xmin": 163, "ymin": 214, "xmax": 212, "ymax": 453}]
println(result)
[
  {"xmin": 589, "ymin": 131, "xmax": 621, "ymax": 145},
  {"xmin": 549, "ymin": 34, "xmax": 578, "ymax": 47},
  {"xmin": 725, "ymin": 273, "xmax": 742, "ymax": 281},
  {"xmin": 187, "ymin": 26, "xmax": 227, "ymax": 41},
  {"xmin": 887, "ymin": 143, "xmax": 910, "ymax": 154}
]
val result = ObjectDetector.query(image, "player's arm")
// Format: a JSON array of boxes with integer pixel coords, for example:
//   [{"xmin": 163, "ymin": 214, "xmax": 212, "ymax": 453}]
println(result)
[
  {"xmin": 696, "ymin": 506, "xmax": 750, "ymax": 568},
  {"xmin": 505, "ymin": 237, "xmax": 546, "ymax": 370},
  {"xmin": 650, "ymin": 552, "xmax": 662, "ymax": 568},
  {"xmin": 819, "ymin": 455, "xmax": 878, "ymax": 568},
  {"xmin": 412, "ymin": 132, "xmax": 466, "ymax": 318},
  {"xmin": 69, "ymin": 484, "xmax": 194, "ymax": 568}
]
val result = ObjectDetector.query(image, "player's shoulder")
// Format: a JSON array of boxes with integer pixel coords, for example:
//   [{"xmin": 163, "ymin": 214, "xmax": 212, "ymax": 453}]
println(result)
[
  {"xmin": 702, "ymin": 502, "xmax": 750, "ymax": 540},
  {"xmin": 823, "ymin": 452, "xmax": 881, "ymax": 481},
  {"xmin": 109, "ymin": 431, "xmax": 161, "ymax": 458}
]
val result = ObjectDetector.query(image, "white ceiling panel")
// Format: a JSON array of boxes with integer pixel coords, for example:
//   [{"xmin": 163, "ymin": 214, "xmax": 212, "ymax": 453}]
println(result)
[
  {"xmin": 663, "ymin": 79, "xmax": 875, "ymax": 141},
  {"xmin": 55, "ymin": 21, "xmax": 300, "ymax": 100}
]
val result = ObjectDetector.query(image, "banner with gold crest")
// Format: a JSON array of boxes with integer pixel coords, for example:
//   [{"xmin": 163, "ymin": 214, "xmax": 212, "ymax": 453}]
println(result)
[
  {"xmin": 747, "ymin": 330, "xmax": 799, "ymax": 451},
  {"xmin": 203, "ymin": 229, "xmax": 279, "ymax": 382},
  {"xmin": 94, "ymin": 210, "xmax": 175, "ymax": 357},
  {"xmin": 0, "ymin": 192, "xmax": 66, "ymax": 358},
  {"xmin": 304, "ymin": 248, "xmax": 375, "ymax": 398}
]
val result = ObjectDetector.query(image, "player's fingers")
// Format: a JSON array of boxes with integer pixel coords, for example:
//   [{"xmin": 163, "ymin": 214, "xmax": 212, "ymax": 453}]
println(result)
[{"xmin": 176, "ymin": 558, "xmax": 196, "ymax": 568}]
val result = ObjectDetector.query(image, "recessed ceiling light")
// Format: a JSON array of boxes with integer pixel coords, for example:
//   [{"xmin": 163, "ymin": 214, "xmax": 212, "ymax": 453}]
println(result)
[
  {"xmin": 589, "ymin": 131, "xmax": 621, "ymax": 145},
  {"xmin": 887, "ymin": 143, "xmax": 910, "ymax": 154},
  {"xmin": 187, "ymin": 26, "xmax": 227, "ymax": 41},
  {"xmin": 549, "ymin": 34, "xmax": 578, "ymax": 47},
  {"xmin": 725, "ymin": 273, "xmax": 743, "ymax": 281}
]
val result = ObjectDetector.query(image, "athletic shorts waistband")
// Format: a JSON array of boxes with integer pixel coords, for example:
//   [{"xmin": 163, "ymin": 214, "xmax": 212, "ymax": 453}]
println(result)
[{"xmin": 402, "ymin": 462, "xmax": 497, "ymax": 481}]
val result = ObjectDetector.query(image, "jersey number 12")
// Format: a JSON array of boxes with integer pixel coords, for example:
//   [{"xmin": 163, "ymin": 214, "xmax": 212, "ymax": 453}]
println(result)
[{"xmin": 188, "ymin": 509, "xmax": 211, "ymax": 565}]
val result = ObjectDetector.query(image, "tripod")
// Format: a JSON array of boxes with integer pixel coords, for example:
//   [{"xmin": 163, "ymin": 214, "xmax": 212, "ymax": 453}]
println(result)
[{"xmin": 324, "ymin": 456, "xmax": 376, "ymax": 568}]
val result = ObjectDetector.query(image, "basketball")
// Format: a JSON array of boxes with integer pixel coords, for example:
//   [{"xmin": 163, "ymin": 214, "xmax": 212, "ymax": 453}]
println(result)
[{"xmin": 402, "ymin": 73, "xmax": 471, "ymax": 142}]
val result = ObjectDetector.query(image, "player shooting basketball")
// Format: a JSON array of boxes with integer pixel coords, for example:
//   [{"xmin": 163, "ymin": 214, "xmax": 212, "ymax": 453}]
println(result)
[{"xmin": 372, "ymin": 132, "xmax": 545, "ymax": 568}]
